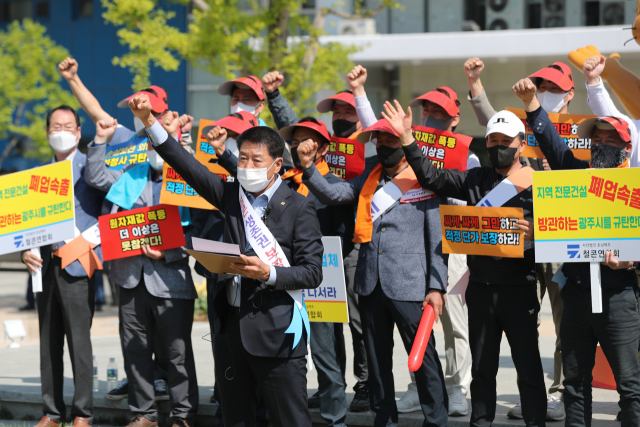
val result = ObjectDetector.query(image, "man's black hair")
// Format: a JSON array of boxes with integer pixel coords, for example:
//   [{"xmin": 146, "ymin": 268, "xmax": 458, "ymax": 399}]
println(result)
[
  {"xmin": 237, "ymin": 126, "xmax": 285, "ymax": 159},
  {"xmin": 46, "ymin": 105, "xmax": 81, "ymax": 128},
  {"xmin": 294, "ymin": 117, "xmax": 330, "ymax": 145}
]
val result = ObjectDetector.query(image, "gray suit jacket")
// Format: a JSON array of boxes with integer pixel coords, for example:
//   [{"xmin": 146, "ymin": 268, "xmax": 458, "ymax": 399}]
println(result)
[
  {"xmin": 84, "ymin": 142, "xmax": 197, "ymax": 300},
  {"xmin": 302, "ymin": 164, "xmax": 448, "ymax": 302}
]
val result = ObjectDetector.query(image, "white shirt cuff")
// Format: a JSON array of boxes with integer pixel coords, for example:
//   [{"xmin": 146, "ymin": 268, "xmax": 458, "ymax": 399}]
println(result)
[
  {"xmin": 585, "ymin": 79, "xmax": 605, "ymax": 90},
  {"xmin": 266, "ymin": 265, "xmax": 277, "ymax": 285},
  {"xmin": 146, "ymin": 120, "xmax": 169, "ymax": 146}
]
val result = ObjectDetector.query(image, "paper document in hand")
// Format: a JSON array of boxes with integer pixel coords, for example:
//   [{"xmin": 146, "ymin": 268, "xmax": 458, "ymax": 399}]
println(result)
[{"xmin": 187, "ymin": 237, "xmax": 246, "ymax": 276}]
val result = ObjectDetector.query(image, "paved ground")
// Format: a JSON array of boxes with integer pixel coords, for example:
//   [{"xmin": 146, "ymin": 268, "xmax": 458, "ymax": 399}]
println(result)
[{"xmin": 0, "ymin": 266, "xmax": 623, "ymax": 426}]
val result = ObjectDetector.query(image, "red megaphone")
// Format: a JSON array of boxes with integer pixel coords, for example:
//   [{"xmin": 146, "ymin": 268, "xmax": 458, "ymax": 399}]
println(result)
[{"xmin": 408, "ymin": 304, "xmax": 436, "ymax": 372}]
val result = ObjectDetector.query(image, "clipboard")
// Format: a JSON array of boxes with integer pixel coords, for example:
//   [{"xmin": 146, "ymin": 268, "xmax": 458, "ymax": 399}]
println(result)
[
  {"xmin": 188, "ymin": 237, "xmax": 247, "ymax": 275},
  {"xmin": 186, "ymin": 250, "xmax": 247, "ymax": 275}
]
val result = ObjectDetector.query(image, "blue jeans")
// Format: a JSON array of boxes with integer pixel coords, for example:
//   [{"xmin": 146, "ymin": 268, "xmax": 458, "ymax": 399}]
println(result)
[{"xmin": 561, "ymin": 282, "xmax": 640, "ymax": 427}]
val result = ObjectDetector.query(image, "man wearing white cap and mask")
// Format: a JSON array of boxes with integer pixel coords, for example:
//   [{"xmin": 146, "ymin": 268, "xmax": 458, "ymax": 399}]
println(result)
[
  {"xmin": 383, "ymin": 100, "xmax": 547, "ymax": 427},
  {"xmin": 22, "ymin": 105, "xmax": 106, "ymax": 427}
]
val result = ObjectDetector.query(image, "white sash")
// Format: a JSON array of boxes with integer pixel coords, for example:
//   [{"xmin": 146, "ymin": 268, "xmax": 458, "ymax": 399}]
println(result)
[
  {"xmin": 370, "ymin": 183, "xmax": 435, "ymax": 223},
  {"xmin": 238, "ymin": 187, "xmax": 312, "ymax": 357}
]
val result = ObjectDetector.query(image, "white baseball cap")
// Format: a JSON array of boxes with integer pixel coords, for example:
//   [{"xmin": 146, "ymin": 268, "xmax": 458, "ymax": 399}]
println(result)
[{"xmin": 485, "ymin": 110, "xmax": 525, "ymax": 138}]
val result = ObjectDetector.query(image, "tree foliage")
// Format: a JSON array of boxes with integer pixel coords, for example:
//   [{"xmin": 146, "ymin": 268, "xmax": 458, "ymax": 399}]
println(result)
[
  {"xmin": 101, "ymin": 0, "xmax": 399, "ymax": 122},
  {"xmin": 0, "ymin": 19, "xmax": 79, "ymax": 168}
]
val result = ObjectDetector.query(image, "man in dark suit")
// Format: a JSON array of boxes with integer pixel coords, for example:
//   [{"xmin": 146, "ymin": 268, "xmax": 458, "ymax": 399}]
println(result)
[
  {"xmin": 128, "ymin": 94, "xmax": 324, "ymax": 427},
  {"xmin": 22, "ymin": 105, "xmax": 106, "ymax": 427}
]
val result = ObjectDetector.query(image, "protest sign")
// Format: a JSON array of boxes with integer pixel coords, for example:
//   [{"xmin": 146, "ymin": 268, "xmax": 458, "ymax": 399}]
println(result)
[
  {"xmin": 506, "ymin": 108, "xmax": 594, "ymax": 161},
  {"xmin": 302, "ymin": 236, "xmax": 349, "ymax": 323},
  {"xmin": 411, "ymin": 125, "xmax": 472, "ymax": 171},
  {"xmin": 98, "ymin": 204, "xmax": 186, "ymax": 261},
  {"xmin": 440, "ymin": 205, "xmax": 524, "ymax": 258},
  {"xmin": 159, "ymin": 162, "xmax": 223, "ymax": 210},
  {"xmin": 194, "ymin": 119, "xmax": 234, "ymax": 181},
  {"xmin": 325, "ymin": 136, "xmax": 366, "ymax": 180},
  {"xmin": 104, "ymin": 136, "xmax": 149, "ymax": 170},
  {"xmin": 533, "ymin": 168, "xmax": 640, "ymax": 263},
  {"xmin": 0, "ymin": 162, "xmax": 75, "ymax": 255}
]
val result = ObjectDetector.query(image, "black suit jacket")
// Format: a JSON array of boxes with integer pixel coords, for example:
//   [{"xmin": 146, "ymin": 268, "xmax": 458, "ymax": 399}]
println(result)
[{"xmin": 154, "ymin": 135, "xmax": 324, "ymax": 358}]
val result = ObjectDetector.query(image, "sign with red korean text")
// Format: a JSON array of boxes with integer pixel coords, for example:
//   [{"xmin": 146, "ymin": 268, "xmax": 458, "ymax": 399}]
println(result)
[
  {"xmin": 440, "ymin": 205, "xmax": 524, "ymax": 258},
  {"xmin": 533, "ymin": 168, "xmax": 640, "ymax": 263},
  {"xmin": 159, "ymin": 161, "xmax": 223, "ymax": 210},
  {"xmin": 507, "ymin": 108, "xmax": 594, "ymax": 161},
  {"xmin": 194, "ymin": 118, "xmax": 233, "ymax": 182},
  {"xmin": 325, "ymin": 136, "xmax": 366, "ymax": 180},
  {"xmin": 0, "ymin": 161, "xmax": 75, "ymax": 255},
  {"xmin": 411, "ymin": 125, "xmax": 472, "ymax": 171},
  {"xmin": 98, "ymin": 204, "xmax": 186, "ymax": 261}
]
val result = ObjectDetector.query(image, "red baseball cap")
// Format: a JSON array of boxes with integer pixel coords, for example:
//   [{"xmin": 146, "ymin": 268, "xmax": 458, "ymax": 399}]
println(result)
[
  {"xmin": 316, "ymin": 91, "xmax": 356, "ymax": 114},
  {"xmin": 218, "ymin": 76, "xmax": 265, "ymax": 101},
  {"xmin": 356, "ymin": 119, "xmax": 398, "ymax": 143},
  {"xmin": 279, "ymin": 120, "xmax": 331, "ymax": 144},
  {"xmin": 577, "ymin": 116, "xmax": 631, "ymax": 143},
  {"xmin": 409, "ymin": 87, "xmax": 459, "ymax": 117},
  {"xmin": 201, "ymin": 111, "xmax": 258, "ymax": 137},
  {"xmin": 117, "ymin": 85, "xmax": 168, "ymax": 114},
  {"xmin": 529, "ymin": 62, "xmax": 574, "ymax": 92}
]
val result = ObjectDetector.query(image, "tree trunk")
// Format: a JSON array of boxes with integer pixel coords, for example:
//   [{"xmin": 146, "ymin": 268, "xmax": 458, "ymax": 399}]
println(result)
[{"xmin": 0, "ymin": 102, "xmax": 27, "ymax": 171}]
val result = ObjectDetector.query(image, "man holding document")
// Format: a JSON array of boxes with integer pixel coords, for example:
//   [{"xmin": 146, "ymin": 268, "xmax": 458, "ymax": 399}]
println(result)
[{"xmin": 128, "ymin": 94, "xmax": 324, "ymax": 427}]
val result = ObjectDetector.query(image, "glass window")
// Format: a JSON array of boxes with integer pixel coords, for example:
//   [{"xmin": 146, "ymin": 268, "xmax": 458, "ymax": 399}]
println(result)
[
  {"xmin": 36, "ymin": 1, "xmax": 49, "ymax": 17},
  {"xmin": 0, "ymin": 1, "xmax": 34, "ymax": 22}
]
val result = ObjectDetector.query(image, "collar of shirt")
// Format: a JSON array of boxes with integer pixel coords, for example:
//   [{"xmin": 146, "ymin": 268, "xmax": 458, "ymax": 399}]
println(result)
[
  {"xmin": 50, "ymin": 148, "xmax": 78, "ymax": 165},
  {"xmin": 245, "ymin": 175, "xmax": 282, "ymax": 209}
]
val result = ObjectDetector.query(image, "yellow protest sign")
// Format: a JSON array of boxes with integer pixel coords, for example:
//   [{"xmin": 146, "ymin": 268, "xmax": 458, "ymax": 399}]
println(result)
[
  {"xmin": 303, "ymin": 237, "xmax": 349, "ymax": 323},
  {"xmin": 440, "ymin": 205, "xmax": 524, "ymax": 258},
  {"xmin": 159, "ymin": 161, "xmax": 224, "ymax": 210},
  {"xmin": 0, "ymin": 161, "xmax": 76, "ymax": 255},
  {"xmin": 507, "ymin": 108, "xmax": 594, "ymax": 161},
  {"xmin": 533, "ymin": 168, "xmax": 640, "ymax": 263}
]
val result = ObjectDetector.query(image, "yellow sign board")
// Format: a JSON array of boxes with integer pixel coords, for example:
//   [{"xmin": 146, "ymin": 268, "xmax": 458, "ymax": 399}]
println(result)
[
  {"xmin": 533, "ymin": 168, "xmax": 640, "ymax": 262},
  {"xmin": 0, "ymin": 161, "xmax": 76, "ymax": 255}
]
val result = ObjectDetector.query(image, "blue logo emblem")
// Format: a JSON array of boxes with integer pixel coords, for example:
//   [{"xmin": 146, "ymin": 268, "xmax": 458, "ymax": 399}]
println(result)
[
  {"xmin": 567, "ymin": 244, "xmax": 580, "ymax": 259},
  {"xmin": 13, "ymin": 235, "xmax": 23, "ymax": 248}
]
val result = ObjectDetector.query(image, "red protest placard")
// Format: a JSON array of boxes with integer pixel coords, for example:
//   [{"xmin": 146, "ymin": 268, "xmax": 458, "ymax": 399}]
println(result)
[
  {"xmin": 411, "ymin": 125, "xmax": 472, "ymax": 171},
  {"xmin": 325, "ymin": 136, "xmax": 366, "ymax": 180},
  {"xmin": 98, "ymin": 204, "xmax": 186, "ymax": 261}
]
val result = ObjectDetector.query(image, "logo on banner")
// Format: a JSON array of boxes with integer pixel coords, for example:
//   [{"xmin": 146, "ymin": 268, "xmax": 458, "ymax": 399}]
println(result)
[{"xmin": 567, "ymin": 244, "xmax": 580, "ymax": 258}]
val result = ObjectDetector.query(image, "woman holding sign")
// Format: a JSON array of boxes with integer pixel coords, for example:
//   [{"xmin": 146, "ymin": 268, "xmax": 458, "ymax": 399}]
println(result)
[{"xmin": 383, "ymin": 100, "xmax": 547, "ymax": 427}]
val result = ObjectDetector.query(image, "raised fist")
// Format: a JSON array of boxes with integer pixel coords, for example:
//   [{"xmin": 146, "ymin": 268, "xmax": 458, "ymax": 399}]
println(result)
[
  {"xmin": 262, "ymin": 71, "xmax": 284, "ymax": 93},
  {"xmin": 95, "ymin": 117, "xmax": 118, "ymax": 144},
  {"xmin": 583, "ymin": 55, "xmax": 606, "ymax": 85},
  {"xmin": 128, "ymin": 94, "xmax": 154, "ymax": 126},
  {"xmin": 464, "ymin": 57, "xmax": 484, "ymax": 80},
  {"xmin": 161, "ymin": 111, "xmax": 180, "ymax": 137},
  {"xmin": 206, "ymin": 126, "xmax": 228, "ymax": 157},
  {"xmin": 58, "ymin": 57, "xmax": 78, "ymax": 80},
  {"xmin": 295, "ymin": 139, "xmax": 319, "ymax": 169},
  {"xmin": 178, "ymin": 114, "xmax": 194, "ymax": 133},
  {"xmin": 512, "ymin": 78, "xmax": 537, "ymax": 103},
  {"xmin": 347, "ymin": 65, "xmax": 367, "ymax": 97}
]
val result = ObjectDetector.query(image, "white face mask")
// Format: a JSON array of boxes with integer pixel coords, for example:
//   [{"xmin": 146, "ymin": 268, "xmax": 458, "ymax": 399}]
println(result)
[
  {"xmin": 237, "ymin": 159, "xmax": 277, "ymax": 193},
  {"xmin": 538, "ymin": 90, "xmax": 569, "ymax": 114},
  {"xmin": 147, "ymin": 150, "xmax": 165, "ymax": 171},
  {"xmin": 49, "ymin": 131, "xmax": 78, "ymax": 153},
  {"xmin": 134, "ymin": 116, "xmax": 146, "ymax": 133},
  {"xmin": 231, "ymin": 102, "xmax": 257, "ymax": 116},
  {"xmin": 226, "ymin": 137, "xmax": 239, "ymax": 158}
]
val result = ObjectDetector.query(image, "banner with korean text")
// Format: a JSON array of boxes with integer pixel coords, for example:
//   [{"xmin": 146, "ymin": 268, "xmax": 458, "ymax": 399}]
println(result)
[
  {"xmin": 326, "ymin": 136, "xmax": 366, "ymax": 180},
  {"xmin": 194, "ymin": 119, "xmax": 234, "ymax": 182},
  {"xmin": 507, "ymin": 108, "xmax": 594, "ymax": 161},
  {"xmin": 0, "ymin": 162, "xmax": 75, "ymax": 255},
  {"xmin": 104, "ymin": 136, "xmax": 149, "ymax": 170},
  {"xmin": 411, "ymin": 125, "xmax": 472, "ymax": 171},
  {"xmin": 533, "ymin": 168, "xmax": 640, "ymax": 262},
  {"xmin": 159, "ymin": 161, "xmax": 223, "ymax": 210},
  {"xmin": 302, "ymin": 236, "xmax": 349, "ymax": 323},
  {"xmin": 98, "ymin": 204, "xmax": 186, "ymax": 261},
  {"xmin": 440, "ymin": 205, "xmax": 524, "ymax": 258}
]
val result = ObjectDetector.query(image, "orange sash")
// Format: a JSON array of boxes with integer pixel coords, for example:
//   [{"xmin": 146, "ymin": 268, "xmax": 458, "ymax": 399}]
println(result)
[
  {"xmin": 353, "ymin": 164, "xmax": 421, "ymax": 244},
  {"xmin": 54, "ymin": 235, "xmax": 103, "ymax": 279},
  {"xmin": 281, "ymin": 160, "xmax": 331, "ymax": 197}
]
